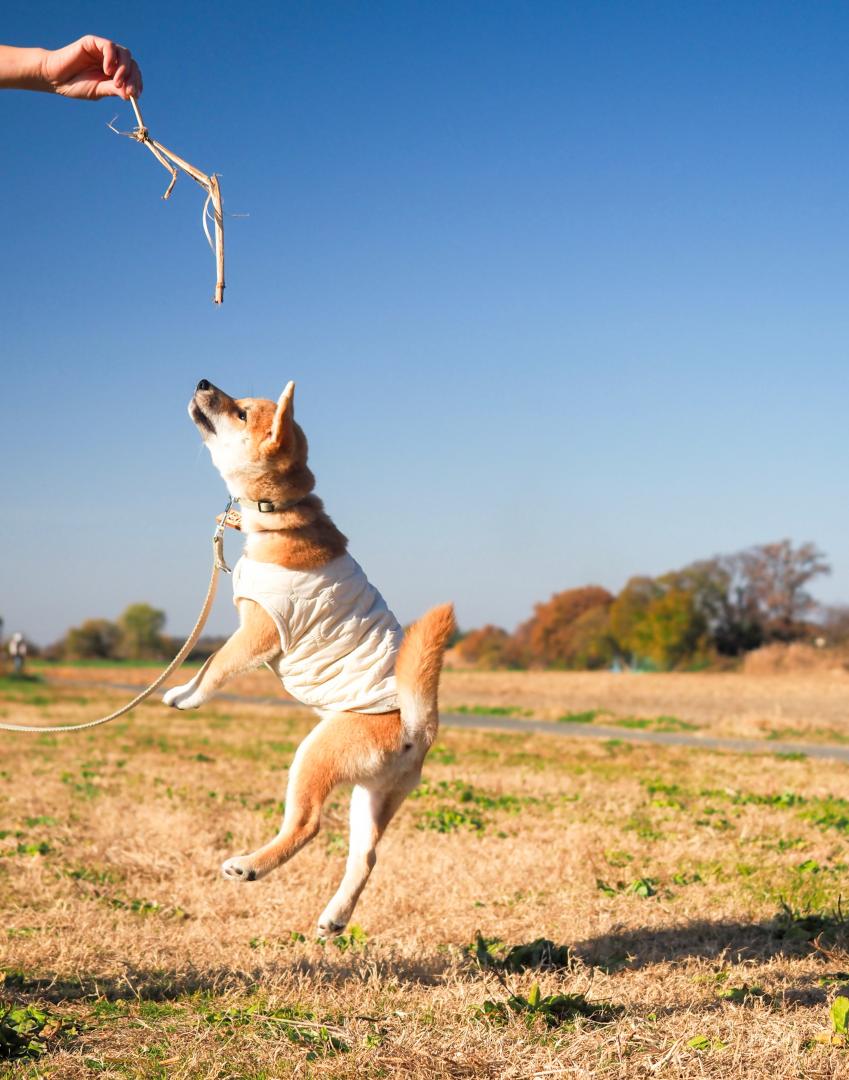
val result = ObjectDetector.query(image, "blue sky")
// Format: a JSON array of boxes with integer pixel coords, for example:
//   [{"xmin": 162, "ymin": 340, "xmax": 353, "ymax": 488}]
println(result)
[{"xmin": 3, "ymin": 0, "xmax": 849, "ymax": 645}]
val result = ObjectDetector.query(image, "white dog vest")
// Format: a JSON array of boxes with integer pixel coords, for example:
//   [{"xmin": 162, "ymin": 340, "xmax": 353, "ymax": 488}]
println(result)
[{"xmin": 232, "ymin": 553, "xmax": 402, "ymax": 714}]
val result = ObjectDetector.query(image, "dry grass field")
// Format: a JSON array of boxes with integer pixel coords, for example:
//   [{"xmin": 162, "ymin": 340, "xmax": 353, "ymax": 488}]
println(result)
[
  {"xmin": 2, "ymin": 668, "xmax": 849, "ymax": 1077},
  {"xmin": 439, "ymin": 668, "xmax": 849, "ymax": 744},
  {"xmin": 46, "ymin": 664, "xmax": 849, "ymax": 743}
]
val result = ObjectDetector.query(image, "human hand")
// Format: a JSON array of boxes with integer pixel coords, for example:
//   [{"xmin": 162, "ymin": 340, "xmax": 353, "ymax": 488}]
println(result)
[{"xmin": 41, "ymin": 35, "xmax": 143, "ymax": 100}]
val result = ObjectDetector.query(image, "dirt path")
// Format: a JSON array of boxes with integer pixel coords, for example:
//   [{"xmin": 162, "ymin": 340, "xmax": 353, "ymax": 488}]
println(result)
[{"xmin": 44, "ymin": 676, "xmax": 849, "ymax": 763}]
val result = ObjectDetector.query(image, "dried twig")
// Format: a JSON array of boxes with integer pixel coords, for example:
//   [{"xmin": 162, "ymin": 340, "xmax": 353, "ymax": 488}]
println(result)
[{"xmin": 109, "ymin": 96, "xmax": 225, "ymax": 304}]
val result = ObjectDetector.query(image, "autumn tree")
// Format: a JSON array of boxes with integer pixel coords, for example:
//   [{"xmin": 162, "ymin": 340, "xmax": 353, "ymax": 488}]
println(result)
[
  {"xmin": 637, "ymin": 585, "xmax": 709, "ymax": 669},
  {"xmin": 733, "ymin": 540, "xmax": 830, "ymax": 642},
  {"xmin": 519, "ymin": 586, "xmax": 614, "ymax": 668},
  {"xmin": 608, "ymin": 575, "xmax": 710, "ymax": 670},
  {"xmin": 564, "ymin": 604, "xmax": 616, "ymax": 669},
  {"xmin": 454, "ymin": 625, "xmax": 516, "ymax": 669},
  {"xmin": 607, "ymin": 577, "xmax": 660, "ymax": 663},
  {"xmin": 619, "ymin": 541, "xmax": 831, "ymax": 661},
  {"xmin": 661, "ymin": 559, "xmax": 761, "ymax": 657}
]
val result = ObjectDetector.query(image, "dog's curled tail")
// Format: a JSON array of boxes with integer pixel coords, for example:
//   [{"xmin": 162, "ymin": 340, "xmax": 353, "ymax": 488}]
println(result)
[{"xmin": 396, "ymin": 602, "xmax": 456, "ymax": 747}]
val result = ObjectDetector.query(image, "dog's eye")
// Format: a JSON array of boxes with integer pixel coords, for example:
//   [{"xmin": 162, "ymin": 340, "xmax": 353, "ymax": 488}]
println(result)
[{"xmin": 237, "ymin": 410, "xmax": 247, "ymax": 422}]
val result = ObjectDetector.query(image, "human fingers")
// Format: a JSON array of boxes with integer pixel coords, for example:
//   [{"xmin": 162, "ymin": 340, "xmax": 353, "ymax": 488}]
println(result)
[
  {"xmin": 124, "ymin": 57, "xmax": 143, "ymax": 98},
  {"xmin": 100, "ymin": 38, "xmax": 118, "ymax": 78},
  {"xmin": 78, "ymin": 35, "xmax": 125, "ymax": 77}
]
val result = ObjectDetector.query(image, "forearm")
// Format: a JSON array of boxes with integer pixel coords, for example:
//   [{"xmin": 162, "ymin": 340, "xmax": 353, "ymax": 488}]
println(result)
[{"xmin": 0, "ymin": 46, "xmax": 50, "ymax": 91}]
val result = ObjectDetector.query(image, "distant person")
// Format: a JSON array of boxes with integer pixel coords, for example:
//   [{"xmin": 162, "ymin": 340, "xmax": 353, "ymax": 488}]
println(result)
[
  {"xmin": 8, "ymin": 633, "xmax": 27, "ymax": 676},
  {"xmin": 0, "ymin": 36, "xmax": 142, "ymax": 99}
]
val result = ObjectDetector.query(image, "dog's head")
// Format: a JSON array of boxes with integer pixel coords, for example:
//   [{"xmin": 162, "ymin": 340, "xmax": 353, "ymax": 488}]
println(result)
[{"xmin": 189, "ymin": 379, "xmax": 311, "ymax": 499}]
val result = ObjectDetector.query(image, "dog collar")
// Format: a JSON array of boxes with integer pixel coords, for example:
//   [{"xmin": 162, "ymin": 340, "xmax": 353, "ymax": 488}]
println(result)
[{"xmin": 236, "ymin": 496, "xmax": 303, "ymax": 514}]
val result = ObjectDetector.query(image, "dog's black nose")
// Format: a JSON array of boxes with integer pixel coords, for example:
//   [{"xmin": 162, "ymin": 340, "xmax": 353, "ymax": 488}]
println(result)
[{"xmin": 197, "ymin": 379, "xmax": 211, "ymax": 391}]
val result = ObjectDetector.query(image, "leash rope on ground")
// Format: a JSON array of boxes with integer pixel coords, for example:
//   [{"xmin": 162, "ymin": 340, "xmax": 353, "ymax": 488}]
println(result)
[
  {"xmin": 0, "ymin": 499, "xmax": 234, "ymax": 734},
  {"xmin": 109, "ymin": 96, "xmax": 225, "ymax": 304}
]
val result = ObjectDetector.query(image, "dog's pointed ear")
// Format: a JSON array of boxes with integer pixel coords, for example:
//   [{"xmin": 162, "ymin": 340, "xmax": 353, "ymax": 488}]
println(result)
[{"xmin": 265, "ymin": 381, "xmax": 295, "ymax": 452}]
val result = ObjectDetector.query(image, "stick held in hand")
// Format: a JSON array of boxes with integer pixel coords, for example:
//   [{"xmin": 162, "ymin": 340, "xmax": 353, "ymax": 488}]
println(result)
[{"xmin": 110, "ymin": 97, "xmax": 225, "ymax": 304}]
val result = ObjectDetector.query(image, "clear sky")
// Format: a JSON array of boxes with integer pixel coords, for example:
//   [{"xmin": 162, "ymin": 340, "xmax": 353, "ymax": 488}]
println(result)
[{"xmin": 3, "ymin": 0, "xmax": 849, "ymax": 646}]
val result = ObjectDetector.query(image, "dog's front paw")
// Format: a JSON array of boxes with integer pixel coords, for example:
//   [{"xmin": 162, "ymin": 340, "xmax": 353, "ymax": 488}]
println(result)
[
  {"xmin": 221, "ymin": 854, "xmax": 260, "ymax": 882},
  {"xmin": 316, "ymin": 913, "xmax": 347, "ymax": 938},
  {"xmin": 317, "ymin": 897, "xmax": 352, "ymax": 937},
  {"xmin": 163, "ymin": 683, "xmax": 203, "ymax": 709}
]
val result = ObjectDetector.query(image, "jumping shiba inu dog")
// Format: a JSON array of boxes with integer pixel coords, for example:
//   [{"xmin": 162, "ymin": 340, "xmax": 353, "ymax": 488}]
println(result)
[{"xmin": 164, "ymin": 379, "xmax": 455, "ymax": 934}]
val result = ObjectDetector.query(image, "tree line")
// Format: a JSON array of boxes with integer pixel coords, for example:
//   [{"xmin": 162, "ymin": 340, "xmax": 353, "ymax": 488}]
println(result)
[
  {"xmin": 2, "ymin": 538, "xmax": 840, "ymax": 670},
  {"xmin": 456, "ymin": 540, "xmax": 836, "ymax": 671},
  {"xmin": 38, "ymin": 604, "xmax": 226, "ymax": 662}
]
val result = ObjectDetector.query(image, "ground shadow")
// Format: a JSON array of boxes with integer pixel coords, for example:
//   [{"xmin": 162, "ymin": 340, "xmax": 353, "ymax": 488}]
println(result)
[
  {"xmin": 2, "ymin": 952, "xmax": 454, "ymax": 1005},
  {"xmin": 7, "ymin": 915, "xmax": 849, "ymax": 1007},
  {"xmin": 574, "ymin": 913, "xmax": 849, "ymax": 972}
]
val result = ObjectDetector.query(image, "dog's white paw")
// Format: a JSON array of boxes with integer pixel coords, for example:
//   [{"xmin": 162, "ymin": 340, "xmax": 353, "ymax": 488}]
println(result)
[
  {"xmin": 316, "ymin": 917, "xmax": 347, "ymax": 938},
  {"xmin": 316, "ymin": 905, "xmax": 348, "ymax": 938},
  {"xmin": 162, "ymin": 683, "xmax": 202, "ymax": 709},
  {"xmin": 221, "ymin": 854, "xmax": 260, "ymax": 882}
]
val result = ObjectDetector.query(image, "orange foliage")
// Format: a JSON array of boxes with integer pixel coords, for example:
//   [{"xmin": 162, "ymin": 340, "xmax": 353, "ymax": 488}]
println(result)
[
  {"xmin": 519, "ymin": 586, "xmax": 614, "ymax": 667},
  {"xmin": 455, "ymin": 625, "xmax": 515, "ymax": 670}
]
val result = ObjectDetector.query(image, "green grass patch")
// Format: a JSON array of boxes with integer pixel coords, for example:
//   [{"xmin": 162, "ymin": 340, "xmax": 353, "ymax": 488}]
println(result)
[
  {"xmin": 93, "ymin": 891, "xmax": 191, "ymax": 920},
  {"xmin": 0, "ymin": 1002, "xmax": 49, "ymax": 1060},
  {"xmin": 687, "ymin": 1033, "xmax": 727, "ymax": 1052},
  {"xmin": 455, "ymin": 704, "xmax": 533, "ymax": 718},
  {"xmin": 417, "ymin": 806, "xmax": 487, "ymax": 833},
  {"xmin": 23, "ymin": 816, "xmax": 57, "ymax": 829},
  {"xmin": 204, "ymin": 1001, "xmax": 349, "ymax": 1056},
  {"xmin": 767, "ymin": 726, "xmax": 849, "ymax": 745},
  {"xmin": 558, "ymin": 710, "xmax": 602, "ymax": 724},
  {"xmin": 614, "ymin": 715, "xmax": 699, "ymax": 733},
  {"xmin": 466, "ymin": 933, "xmax": 571, "ymax": 972},
  {"xmin": 61, "ymin": 767, "xmax": 101, "ymax": 800},
  {"xmin": 475, "ymin": 982, "xmax": 615, "ymax": 1028},
  {"xmin": 771, "ymin": 900, "xmax": 847, "ymax": 945},
  {"xmin": 65, "ymin": 865, "xmax": 120, "ymax": 886},
  {"xmin": 412, "ymin": 779, "xmax": 534, "ymax": 812},
  {"xmin": 10, "ymin": 841, "xmax": 51, "ymax": 858},
  {"xmin": 324, "ymin": 925, "xmax": 368, "ymax": 952},
  {"xmin": 801, "ymin": 795, "xmax": 849, "ymax": 834},
  {"xmin": 0, "ymin": 674, "xmax": 51, "ymax": 707},
  {"xmin": 412, "ymin": 779, "xmax": 542, "ymax": 833},
  {"xmin": 623, "ymin": 813, "xmax": 664, "ymax": 841},
  {"xmin": 249, "ymin": 931, "xmax": 308, "ymax": 950},
  {"xmin": 603, "ymin": 739, "xmax": 634, "ymax": 753},
  {"xmin": 639, "ymin": 780, "xmax": 849, "ymax": 840},
  {"xmin": 596, "ymin": 876, "xmax": 658, "ymax": 898}
]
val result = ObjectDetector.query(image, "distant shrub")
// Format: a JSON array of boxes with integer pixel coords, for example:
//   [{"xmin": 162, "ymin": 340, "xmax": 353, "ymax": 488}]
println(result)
[
  {"xmin": 62, "ymin": 618, "xmax": 121, "ymax": 660},
  {"xmin": 455, "ymin": 625, "xmax": 519, "ymax": 669}
]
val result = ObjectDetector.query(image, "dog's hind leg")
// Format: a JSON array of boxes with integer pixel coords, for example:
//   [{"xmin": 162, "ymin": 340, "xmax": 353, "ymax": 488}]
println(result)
[
  {"xmin": 220, "ymin": 710, "xmax": 403, "ymax": 884},
  {"xmin": 316, "ymin": 775, "xmax": 419, "ymax": 936}
]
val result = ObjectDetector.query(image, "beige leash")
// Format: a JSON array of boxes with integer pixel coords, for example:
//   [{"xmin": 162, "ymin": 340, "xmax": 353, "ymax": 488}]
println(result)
[{"xmin": 0, "ymin": 500, "xmax": 234, "ymax": 734}]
